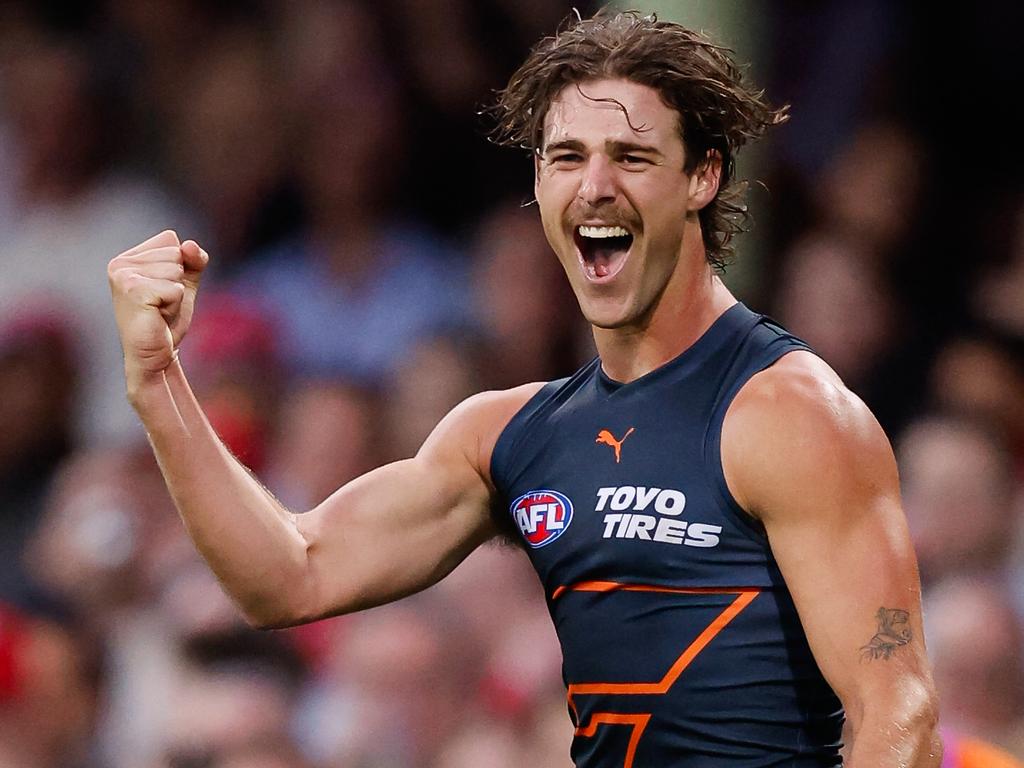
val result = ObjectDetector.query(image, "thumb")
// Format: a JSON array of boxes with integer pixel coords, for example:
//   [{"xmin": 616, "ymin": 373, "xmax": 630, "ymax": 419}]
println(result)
[{"xmin": 180, "ymin": 240, "xmax": 210, "ymax": 276}]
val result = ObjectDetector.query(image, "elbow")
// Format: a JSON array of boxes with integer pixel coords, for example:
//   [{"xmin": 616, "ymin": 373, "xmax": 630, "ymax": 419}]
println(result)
[
  {"xmin": 911, "ymin": 707, "xmax": 943, "ymax": 768},
  {"xmin": 914, "ymin": 689, "xmax": 943, "ymax": 767},
  {"xmin": 905, "ymin": 676, "xmax": 941, "ymax": 748},
  {"xmin": 241, "ymin": 537, "xmax": 326, "ymax": 631},
  {"xmin": 852, "ymin": 675, "xmax": 943, "ymax": 766},
  {"xmin": 235, "ymin": 581, "xmax": 319, "ymax": 631},
  {"xmin": 241, "ymin": 599, "xmax": 354, "ymax": 631},
  {"xmin": 863, "ymin": 672, "xmax": 940, "ymax": 725},
  {"xmin": 238, "ymin": 601, "xmax": 304, "ymax": 631},
  {"xmin": 236, "ymin": 573, "xmax": 346, "ymax": 631},
  {"xmin": 242, "ymin": 610, "xmax": 295, "ymax": 632}
]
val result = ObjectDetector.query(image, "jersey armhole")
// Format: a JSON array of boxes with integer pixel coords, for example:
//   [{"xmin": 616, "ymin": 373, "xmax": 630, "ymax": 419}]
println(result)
[
  {"xmin": 702, "ymin": 334, "xmax": 814, "ymax": 544},
  {"xmin": 488, "ymin": 378, "xmax": 566, "ymax": 499}
]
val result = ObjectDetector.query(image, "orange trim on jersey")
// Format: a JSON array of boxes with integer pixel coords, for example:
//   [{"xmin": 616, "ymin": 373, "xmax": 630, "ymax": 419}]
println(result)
[
  {"xmin": 561, "ymin": 582, "xmax": 761, "ymax": 767},
  {"xmin": 551, "ymin": 580, "xmax": 762, "ymax": 601},
  {"xmin": 574, "ymin": 712, "xmax": 652, "ymax": 768},
  {"xmin": 570, "ymin": 589, "xmax": 759, "ymax": 695}
]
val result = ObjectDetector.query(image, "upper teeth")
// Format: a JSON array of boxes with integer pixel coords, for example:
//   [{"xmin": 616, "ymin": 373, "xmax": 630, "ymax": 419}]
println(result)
[{"xmin": 578, "ymin": 225, "xmax": 630, "ymax": 238}]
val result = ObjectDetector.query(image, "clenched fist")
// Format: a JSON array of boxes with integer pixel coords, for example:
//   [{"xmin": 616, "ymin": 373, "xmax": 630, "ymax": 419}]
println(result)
[{"xmin": 108, "ymin": 230, "xmax": 208, "ymax": 391}]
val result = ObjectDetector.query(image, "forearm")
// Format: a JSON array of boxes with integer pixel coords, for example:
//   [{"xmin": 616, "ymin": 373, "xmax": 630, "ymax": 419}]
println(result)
[
  {"xmin": 129, "ymin": 358, "xmax": 311, "ymax": 627},
  {"xmin": 846, "ymin": 696, "xmax": 942, "ymax": 768}
]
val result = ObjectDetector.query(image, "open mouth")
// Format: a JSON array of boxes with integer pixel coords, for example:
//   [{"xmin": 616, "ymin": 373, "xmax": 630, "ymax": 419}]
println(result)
[{"xmin": 574, "ymin": 225, "xmax": 634, "ymax": 282}]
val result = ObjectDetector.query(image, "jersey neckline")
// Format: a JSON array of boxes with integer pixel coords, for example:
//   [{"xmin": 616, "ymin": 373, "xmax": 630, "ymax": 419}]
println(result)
[{"xmin": 595, "ymin": 301, "xmax": 753, "ymax": 394}]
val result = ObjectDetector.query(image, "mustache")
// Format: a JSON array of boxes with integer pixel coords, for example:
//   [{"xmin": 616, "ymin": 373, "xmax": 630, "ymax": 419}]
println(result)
[{"xmin": 567, "ymin": 204, "xmax": 637, "ymax": 228}]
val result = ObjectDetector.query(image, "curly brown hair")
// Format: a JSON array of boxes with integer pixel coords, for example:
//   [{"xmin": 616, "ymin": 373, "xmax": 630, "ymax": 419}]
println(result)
[{"xmin": 489, "ymin": 9, "xmax": 789, "ymax": 270}]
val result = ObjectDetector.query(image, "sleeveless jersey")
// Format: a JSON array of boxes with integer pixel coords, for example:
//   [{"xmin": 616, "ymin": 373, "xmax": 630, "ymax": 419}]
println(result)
[{"xmin": 491, "ymin": 302, "xmax": 845, "ymax": 767}]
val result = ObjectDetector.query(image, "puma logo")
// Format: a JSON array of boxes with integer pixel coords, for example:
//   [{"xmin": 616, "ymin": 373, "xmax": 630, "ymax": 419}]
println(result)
[{"xmin": 596, "ymin": 427, "xmax": 635, "ymax": 464}]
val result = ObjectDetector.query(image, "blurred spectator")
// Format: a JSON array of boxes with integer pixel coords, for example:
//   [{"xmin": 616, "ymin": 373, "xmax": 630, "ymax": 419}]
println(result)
[
  {"xmin": 926, "ymin": 576, "xmax": 1024, "ymax": 756},
  {"xmin": 209, "ymin": 738, "xmax": 314, "ymax": 768},
  {"xmin": 928, "ymin": 333, "xmax": 1024, "ymax": 473},
  {"xmin": 0, "ymin": 13, "xmax": 194, "ymax": 445},
  {"xmin": 767, "ymin": 0, "xmax": 900, "ymax": 182},
  {"xmin": 775, "ymin": 231, "xmax": 897, "ymax": 392},
  {"xmin": 163, "ymin": 28, "xmax": 298, "ymax": 271},
  {"xmin": 973, "ymin": 195, "xmax": 1024, "ymax": 337},
  {"xmin": 384, "ymin": 333, "xmax": 484, "ymax": 460},
  {"xmin": 435, "ymin": 546, "xmax": 562, "ymax": 722},
  {"xmin": 25, "ymin": 447, "xmax": 178, "ymax": 626},
  {"xmin": 471, "ymin": 203, "xmax": 585, "ymax": 389},
  {"xmin": 298, "ymin": 597, "xmax": 482, "ymax": 767},
  {"xmin": 0, "ymin": 304, "xmax": 77, "ymax": 595},
  {"xmin": 158, "ymin": 628, "xmax": 308, "ymax": 765},
  {"xmin": 518, "ymin": 693, "xmax": 578, "ymax": 767},
  {"xmin": 230, "ymin": 2, "xmax": 468, "ymax": 383},
  {"xmin": 898, "ymin": 415, "xmax": 1016, "ymax": 586},
  {"xmin": 22, "ymin": 447, "xmax": 199, "ymax": 767},
  {"xmin": 0, "ymin": 601, "xmax": 103, "ymax": 768},
  {"xmin": 390, "ymin": 0, "xmax": 591, "ymax": 230},
  {"xmin": 181, "ymin": 292, "xmax": 283, "ymax": 473},
  {"xmin": 102, "ymin": 0, "xmax": 254, "ymax": 137},
  {"xmin": 392, "ymin": 0, "xmax": 498, "ymax": 116},
  {"xmin": 431, "ymin": 718, "xmax": 522, "ymax": 768},
  {"xmin": 265, "ymin": 379, "xmax": 380, "ymax": 510},
  {"xmin": 817, "ymin": 120, "xmax": 925, "ymax": 257},
  {"xmin": 96, "ymin": 559, "xmax": 246, "ymax": 768}
]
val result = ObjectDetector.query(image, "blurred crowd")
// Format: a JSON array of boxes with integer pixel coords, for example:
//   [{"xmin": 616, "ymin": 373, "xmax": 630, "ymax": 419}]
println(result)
[{"xmin": 1, "ymin": 1, "xmax": 1023, "ymax": 766}]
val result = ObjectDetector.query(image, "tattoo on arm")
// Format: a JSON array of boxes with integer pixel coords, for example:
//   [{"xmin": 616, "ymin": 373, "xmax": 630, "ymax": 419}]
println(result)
[{"xmin": 860, "ymin": 607, "xmax": 912, "ymax": 661}]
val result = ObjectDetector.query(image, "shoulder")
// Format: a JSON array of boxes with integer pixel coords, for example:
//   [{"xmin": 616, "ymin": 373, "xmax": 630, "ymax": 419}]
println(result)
[
  {"xmin": 721, "ymin": 350, "xmax": 898, "ymax": 520},
  {"xmin": 437, "ymin": 382, "xmax": 549, "ymax": 440},
  {"xmin": 419, "ymin": 382, "xmax": 548, "ymax": 488}
]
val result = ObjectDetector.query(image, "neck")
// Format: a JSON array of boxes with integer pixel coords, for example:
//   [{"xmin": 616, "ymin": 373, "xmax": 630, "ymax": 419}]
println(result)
[{"xmin": 593, "ymin": 247, "xmax": 737, "ymax": 384}]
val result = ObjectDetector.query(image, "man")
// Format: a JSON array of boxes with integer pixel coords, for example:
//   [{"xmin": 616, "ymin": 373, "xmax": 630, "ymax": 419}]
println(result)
[{"xmin": 108, "ymin": 11, "xmax": 941, "ymax": 767}]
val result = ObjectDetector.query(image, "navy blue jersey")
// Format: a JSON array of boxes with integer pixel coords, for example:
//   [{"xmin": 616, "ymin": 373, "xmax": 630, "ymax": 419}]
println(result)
[{"xmin": 490, "ymin": 302, "xmax": 845, "ymax": 767}]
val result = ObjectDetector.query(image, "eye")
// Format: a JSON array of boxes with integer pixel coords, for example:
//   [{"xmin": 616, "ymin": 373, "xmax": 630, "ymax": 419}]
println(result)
[
  {"xmin": 621, "ymin": 154, "xmax": 650, "ymax": 166},
  {"xmin": 549, "ymin": 152, "xmax": 584, "ymax": 166}
]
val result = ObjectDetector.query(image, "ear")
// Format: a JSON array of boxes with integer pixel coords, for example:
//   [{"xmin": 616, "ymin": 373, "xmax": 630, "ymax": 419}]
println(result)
[
  {"xmin": 686, "ymin": 150, "xmax": 723, "ymax": 212},
  {"xmin": 533, "ymin": 150, "xmax": 542, "ymax": 196}
]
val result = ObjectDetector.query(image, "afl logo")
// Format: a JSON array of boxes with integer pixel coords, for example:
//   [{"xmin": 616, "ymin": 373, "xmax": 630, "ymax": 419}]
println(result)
[{"xmin": 510, "ymin": 490, "xmax": 574, "ymax": 548}]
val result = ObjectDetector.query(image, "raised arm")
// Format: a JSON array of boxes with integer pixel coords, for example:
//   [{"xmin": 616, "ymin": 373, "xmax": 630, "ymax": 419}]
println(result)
[
  {"xmin": 109, "ymin": 231, "xmax": 539, "ymax": 628},
  {"xmin": 721, "ymin": 351, "xmax": 941, "ymax": 768}
]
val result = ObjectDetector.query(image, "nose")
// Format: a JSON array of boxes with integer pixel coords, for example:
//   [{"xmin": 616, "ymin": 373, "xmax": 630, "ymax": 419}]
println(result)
[{"xmin": 577, "ymin": 154, "xmax": 617, "ymax": 208}]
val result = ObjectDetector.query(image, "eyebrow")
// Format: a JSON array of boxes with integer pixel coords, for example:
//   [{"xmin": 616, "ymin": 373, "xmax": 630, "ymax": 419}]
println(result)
[
  {"xmin": 607, "ymin": 140, "xmax": 663, "ymax": 157},
  {"xmin": 542, "ymin": 139, "xmax": 664, "ymax": 158},
  {"xmin": 542, "ymin": 139, "xmax": 587, "ymax": 155}
]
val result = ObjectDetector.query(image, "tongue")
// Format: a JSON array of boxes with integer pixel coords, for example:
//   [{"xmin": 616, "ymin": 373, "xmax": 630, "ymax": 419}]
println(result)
[{"xmin": 593, "ymin": 244, "xmax": 621, "ymax": 278}]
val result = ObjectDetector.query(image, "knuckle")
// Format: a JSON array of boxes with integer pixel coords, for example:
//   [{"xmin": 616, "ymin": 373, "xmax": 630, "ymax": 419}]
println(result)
[
  {"xmin": 150, "ymin": 246, "xmax": 177, "ymax": 263},
  {"xmin": 111, "ymin": 268, "xmax": 135, "ymax": 289},
  {"xmin": 124, "ymin": 272, "xmax": 148, "ymax": 292}
]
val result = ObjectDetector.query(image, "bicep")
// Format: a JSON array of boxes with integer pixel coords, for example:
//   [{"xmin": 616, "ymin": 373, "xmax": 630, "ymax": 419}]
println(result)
[
  {"xmin": 295, "ymin": 453, "xmax": 497, "ymax": 619},
  {"xmin": 285, "ymin": 384, "xmax": 542, "ymax": 622},
  {"xmin": 763, "ymin": 467, "xmax": 929, "ymax": 717},
  {"xmin": 724, "ymin": 362, "xmax": 935, "ymax": 723},
  {"xmin": 290, "ymin": 395, "xmax": 504, "ymax": 621}
]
